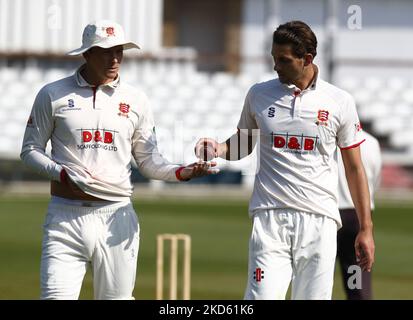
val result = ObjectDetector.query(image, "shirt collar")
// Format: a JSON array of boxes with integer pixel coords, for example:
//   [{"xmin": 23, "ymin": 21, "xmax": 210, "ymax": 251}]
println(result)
[{"xmin": 74, "ymin": 64, "xmax": 120, "ymax": 89}]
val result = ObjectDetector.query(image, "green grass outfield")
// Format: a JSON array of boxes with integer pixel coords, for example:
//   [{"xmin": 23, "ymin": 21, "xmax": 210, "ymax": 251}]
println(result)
[{"xmin": 0, "ymin": 196, "xmax": 412, "ymax": 300}]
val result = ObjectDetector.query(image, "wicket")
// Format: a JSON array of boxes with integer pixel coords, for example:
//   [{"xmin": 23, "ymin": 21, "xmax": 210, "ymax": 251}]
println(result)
[{"xmin": 156, "ymin": 233, "xmax": 191, "ymax": 300}]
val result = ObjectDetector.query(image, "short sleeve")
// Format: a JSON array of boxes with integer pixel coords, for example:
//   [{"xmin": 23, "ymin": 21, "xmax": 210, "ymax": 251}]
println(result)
[
  {"xmin": 337, "ymin": 95, "xmax": 364, "ymax": 149},
  {"xmin": 237, "ymin": 87, "xmax": 258, "ymax": 131}
]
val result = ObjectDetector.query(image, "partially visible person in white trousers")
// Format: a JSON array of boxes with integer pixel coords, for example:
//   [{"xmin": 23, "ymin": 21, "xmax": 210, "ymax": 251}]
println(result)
[{"xmin": 337, "ymin": 130, "xmax": 382, "ymax": 299}]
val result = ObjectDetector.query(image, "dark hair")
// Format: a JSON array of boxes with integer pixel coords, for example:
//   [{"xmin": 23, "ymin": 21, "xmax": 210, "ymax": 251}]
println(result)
[{"xmin": 273, "ymin": 21, "xmax": 317, "ymax": 58}]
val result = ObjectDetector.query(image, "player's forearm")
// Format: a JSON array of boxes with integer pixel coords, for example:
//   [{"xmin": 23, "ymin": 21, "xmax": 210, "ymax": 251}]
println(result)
[
  {"xmin": 132, "ymin": 132, "xmax": 182, "ymax": 182},
  {"xmin": 345, "ymin": 166, "xmax": 373, "ymax": 231},
  {"xmin": 20, "ymin": 148, "xmax": 63, "ymax": 182},
  {"xmin": 135, "ymin": 152, "xmax": 181, "ymax": 182},
  {"xmin": 219, "ymin": 130, "xmax": 255, "ymax": 161}
]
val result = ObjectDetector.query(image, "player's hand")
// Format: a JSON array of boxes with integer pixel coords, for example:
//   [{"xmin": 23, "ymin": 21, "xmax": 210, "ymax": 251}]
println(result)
[
  {"xmin": 178, "ymin": 161, "xmax": 220, "ymax": 181},
  {"xmin": 355, "ymin": 229, "xmax": 375, "ymax": 272},
  {"xmin": 194, "ymin": 138, "xmax": 221, "ymax": 161}
]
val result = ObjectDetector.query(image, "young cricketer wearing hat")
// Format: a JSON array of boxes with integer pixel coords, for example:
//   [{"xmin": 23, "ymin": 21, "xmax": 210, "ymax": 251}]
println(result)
[
  {"xmin": 195, "ymin": 21, "xmax": 375, "ymax": 300},
  {"xmin": 21, "ymin": 20, "xmax": 218, "ymax": 300}
]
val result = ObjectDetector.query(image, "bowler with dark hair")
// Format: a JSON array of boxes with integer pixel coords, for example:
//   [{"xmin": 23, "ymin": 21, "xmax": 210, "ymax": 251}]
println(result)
[{"xmin": 195, "ymin": 20, "xmax": 375, "ymax": 300}]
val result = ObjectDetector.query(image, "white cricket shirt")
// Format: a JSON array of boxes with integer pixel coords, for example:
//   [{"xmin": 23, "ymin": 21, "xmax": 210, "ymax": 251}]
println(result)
[
  {"xmin": 237, "ymin": 68, "xmax": 364, "ymax": 228},
  {"xmin": 338, "ymin": 131, "xmax": 381, "ymax": 210},
  {"xmin": 21, "ymin": 65, "xmax": 180, "ymax": 201}
]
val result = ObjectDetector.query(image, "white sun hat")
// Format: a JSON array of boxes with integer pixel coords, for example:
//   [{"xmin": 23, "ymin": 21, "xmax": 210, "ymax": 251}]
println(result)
[{"xmin": 67, "ymin": 20, "xmax": 140, "ymax": 55}]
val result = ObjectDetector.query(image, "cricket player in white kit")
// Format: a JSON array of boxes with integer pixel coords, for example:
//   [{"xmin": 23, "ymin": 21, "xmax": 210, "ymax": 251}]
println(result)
[
  {"xmin": 337, "ymin": 130, "xmax": 382, "ymax": 299},
  {"xmin": 195, "ymin": 21, "xmax": 375, "ymax": 300},
  {"xmin": 20, "ymin": 20, "xmax": 217, "ymax": 300}
]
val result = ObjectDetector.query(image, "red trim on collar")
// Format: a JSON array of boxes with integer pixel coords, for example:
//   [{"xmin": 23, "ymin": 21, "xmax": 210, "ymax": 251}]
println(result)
[{"xmin": 92, "ymin": 86, "xmax": 97, "ymax": 109}]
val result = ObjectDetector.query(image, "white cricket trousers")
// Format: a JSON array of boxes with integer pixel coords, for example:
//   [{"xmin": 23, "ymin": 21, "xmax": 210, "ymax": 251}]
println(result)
[
  {"xmin": 244, "ymin": 209, "xmax": 337, "ymax": 300},
  {"xmin": 40, "ymin": 199, "xmax": 139, "ymax": 300}
]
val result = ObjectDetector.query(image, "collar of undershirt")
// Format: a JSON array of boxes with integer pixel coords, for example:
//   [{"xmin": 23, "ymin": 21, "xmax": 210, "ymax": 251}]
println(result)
[{"xmin": 74, "ymin": 64, "xmax": 120, "ymax": 89}]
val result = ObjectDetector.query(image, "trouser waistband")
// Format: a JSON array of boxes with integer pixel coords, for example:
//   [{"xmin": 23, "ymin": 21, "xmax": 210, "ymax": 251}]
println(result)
[{"xmin": 49, "ymin": 196, "xmax": 132, "ymax": 214}]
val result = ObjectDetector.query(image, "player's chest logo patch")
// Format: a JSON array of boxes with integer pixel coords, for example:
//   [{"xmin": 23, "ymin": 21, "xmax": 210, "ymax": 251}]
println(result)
[
  {"xmin": 118, "ymin": 102, "xmax": 130, "ymax": 118},
  {"xmin": 272, "ymin": 132, "xmax": 319, "ymax": 152},
  {"xmin": 267, "ymin": 106, "xmax": 276, "ymax": 118},
  {"xmin": 315, "ymin": 109, "xmax": 329, "ymax": 126},
  {"xmin": 61, "ymin": 98, "xmax": 81, "ymax": 111}
]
